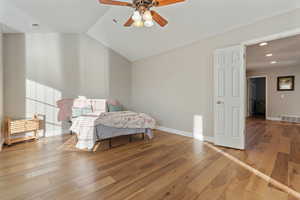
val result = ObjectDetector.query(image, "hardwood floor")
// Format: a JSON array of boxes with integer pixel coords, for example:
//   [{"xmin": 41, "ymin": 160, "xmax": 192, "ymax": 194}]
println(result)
[{"xmin": 0, "ymin": 119, "xmax": 300, "ymax": 200}]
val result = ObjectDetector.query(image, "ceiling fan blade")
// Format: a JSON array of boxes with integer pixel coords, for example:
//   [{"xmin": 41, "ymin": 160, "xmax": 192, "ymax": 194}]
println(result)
[
  {"xmin": 124, "ymin": 17, "xmax": 134, "ymax": 27},
  {"xmin": 99, "ymin": 0, "xmax": 133, "ymax": 7},
  {"xmin": 154, "ymin": 0, "xmax": 185, "ymax": 7},
  {"xmin": 151, "ymin": 11, "xmax": 168, "ymax": 27}
]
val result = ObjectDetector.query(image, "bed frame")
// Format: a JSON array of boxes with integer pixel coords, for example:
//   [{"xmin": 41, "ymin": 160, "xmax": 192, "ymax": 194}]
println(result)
[{"xmin": 92, "ymin": 132, "xmax": 146, "ymax": 152}]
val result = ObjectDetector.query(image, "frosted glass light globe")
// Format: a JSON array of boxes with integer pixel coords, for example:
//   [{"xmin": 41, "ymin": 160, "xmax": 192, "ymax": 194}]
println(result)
[
  {"xmin": 132, "ymin": 11, "xmax": 142, "ymax": 21},
  {"xmin": 143, "ymin": 10, "xmax": 152, "ymax": 21},
  {"xmin": 133, "ymin": 20, "xmax": 144, "ymax": 27},
  {"xmin": 144, "ymin": 20, "xmax": 154, "ymax": 27}
]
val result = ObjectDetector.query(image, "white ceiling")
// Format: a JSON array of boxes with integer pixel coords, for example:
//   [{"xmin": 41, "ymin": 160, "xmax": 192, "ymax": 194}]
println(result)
[
  {"xmin": 247, "ymin": 34, "xmax": 300, "ymax": 71},
  {"xmin": 0, "ymin": 0, "xmax": 52, "ymax": 33},
  {"xmin": 1, "ymin": 0, "xmax": 300, "ymax": 61},
  {"xmin": 2, "ymin": 0, "xmax": 108, "ymax": 33}
]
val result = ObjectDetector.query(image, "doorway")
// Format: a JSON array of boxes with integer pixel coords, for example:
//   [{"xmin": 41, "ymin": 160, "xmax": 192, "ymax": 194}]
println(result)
[
  {"xmin": 247, "ymin": 77, "xmax": 266, "ymax": 119},
  {"xmin": 213, "ymin": 29, "xmax": 300, "ymax": 150}
]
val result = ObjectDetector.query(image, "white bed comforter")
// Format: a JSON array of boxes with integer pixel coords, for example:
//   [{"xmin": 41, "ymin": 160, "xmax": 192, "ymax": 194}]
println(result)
[{"xmin": 70, "ymin": 111, "xmax": 156, "ymax": 150}]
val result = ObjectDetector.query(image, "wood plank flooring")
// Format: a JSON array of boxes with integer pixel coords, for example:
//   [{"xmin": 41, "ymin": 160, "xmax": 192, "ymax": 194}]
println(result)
[{"xmin": 0, "ymin": 119, "xmax": 300, "ymax": 200}]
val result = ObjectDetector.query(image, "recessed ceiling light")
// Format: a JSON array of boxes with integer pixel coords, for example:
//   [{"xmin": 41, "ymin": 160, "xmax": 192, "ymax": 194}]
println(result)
[
  {"xmin": 271, "ymin": 61, "xmax": 277, "ymax": 64},
  {"xmin": 259, "ymin": 42, "xmax": 268, "ymax": 46},
  {"xmin": 266, "ymin": 53, "xmax": 273, "ymax": 57}
]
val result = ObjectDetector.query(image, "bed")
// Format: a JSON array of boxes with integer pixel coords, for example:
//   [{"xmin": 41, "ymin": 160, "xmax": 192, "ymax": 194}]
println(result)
[{"xmin": 64, "ymin": 99, "xmax": 155, "ymax": 151}]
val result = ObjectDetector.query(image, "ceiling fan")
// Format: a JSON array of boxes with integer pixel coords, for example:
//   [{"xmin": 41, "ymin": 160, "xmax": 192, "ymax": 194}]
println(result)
[{"xmin": 99, "ymin": 0, "xmax": 185, "ymax": 27}]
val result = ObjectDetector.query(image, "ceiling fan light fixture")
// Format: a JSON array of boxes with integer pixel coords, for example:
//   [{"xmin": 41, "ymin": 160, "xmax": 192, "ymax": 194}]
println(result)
[
  {"xmin": 132, "ymin": 11, "xmax": 142, "ymax": 21},
  {"xmin": 144, "ymin": 20, "xmax": 154, "ymax": 27},
  {"xmin": 143, "ymin": 10, "xmax": 152, "ymax": 21},
  {"xmin": 133, "ymin": 20, "xmax": 144, "ymax": 27},
  {"xmin": 98, "ymin": 0, "xmax": 186, "ymax": 27}
]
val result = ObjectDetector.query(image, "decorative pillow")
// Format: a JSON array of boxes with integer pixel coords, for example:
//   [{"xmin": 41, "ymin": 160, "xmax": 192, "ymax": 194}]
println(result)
[
  {"xmin": 108, "ymin": 105, "xmax": 123, "ymax": 112},
  {"xmin": 90, "ymin": 99, "xmax": 107, "ymax": 112},
  {"xmin": 107, "ymin": 99, "xmax": 120, "ymax": 106},
  {"xmin": 72, "ymin": 107, "xmax": 93, "ymax": 117},
  {"xmin": 81, "ymin": 107, "xmax": 93, "ymax": 115}
]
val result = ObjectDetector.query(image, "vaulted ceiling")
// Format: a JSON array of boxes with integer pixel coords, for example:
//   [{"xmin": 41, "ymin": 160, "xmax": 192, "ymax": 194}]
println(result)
[{"xmin": 1, "ymin": 0, "xmax": 300, "ymax": 61}]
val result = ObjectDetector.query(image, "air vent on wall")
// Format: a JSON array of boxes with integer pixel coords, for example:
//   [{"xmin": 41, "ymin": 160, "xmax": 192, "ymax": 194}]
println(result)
[{"xmin": 281, "ymin": 115, "xmax": 300, "ymax": 123}]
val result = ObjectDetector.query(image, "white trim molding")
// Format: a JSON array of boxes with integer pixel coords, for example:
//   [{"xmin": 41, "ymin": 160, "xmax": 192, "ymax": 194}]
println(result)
[
  {"xmin": 156, "ymin": 126, "xmax": 215, "ymax": 143},
  {"xmin": 266, "ymin": 117, "xmax": 281, "ymax": 121},
  {"xmin": 156, "ymin": 126, "xmax": 193, "ymax": 138},
  {"xmin": 203, "ymin": 136, "xmax": 215, "ymax": 143}
]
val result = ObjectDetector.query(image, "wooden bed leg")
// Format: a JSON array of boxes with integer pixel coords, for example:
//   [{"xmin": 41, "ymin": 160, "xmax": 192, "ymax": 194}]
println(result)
[
  {"xmin": 129, "ymin": 135, "xmax": 132, "ymax": 143},
  {"xmin": 142, "ymin": 133, "xmax": 145, "ymax": 140},
  {"xmin": 92, "ymin": 142, "xmax": 100, "ymax": 152}
]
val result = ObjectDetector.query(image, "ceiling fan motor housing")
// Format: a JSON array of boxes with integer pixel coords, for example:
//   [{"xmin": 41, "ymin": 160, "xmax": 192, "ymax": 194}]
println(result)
[{"xmin": 133, "ymin": 0, "xmax": 155, "ymax": 9}]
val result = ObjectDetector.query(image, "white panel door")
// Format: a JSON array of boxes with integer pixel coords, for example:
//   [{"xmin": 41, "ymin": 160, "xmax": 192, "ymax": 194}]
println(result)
[{"xmin": 214, "ymin": 45, "xmax": 245, "ymax": 149}]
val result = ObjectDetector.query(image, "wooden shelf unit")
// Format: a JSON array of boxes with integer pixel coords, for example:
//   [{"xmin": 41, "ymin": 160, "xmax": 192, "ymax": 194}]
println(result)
[{"xmin": 4, "ymin": 115, "xmax": 44, "ymax": 145}]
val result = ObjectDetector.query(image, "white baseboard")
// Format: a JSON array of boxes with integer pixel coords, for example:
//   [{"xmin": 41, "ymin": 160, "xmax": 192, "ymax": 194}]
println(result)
[
  {"xmin": 156, "ymin": 126, "xmax": 193, "ymax": 138},
  {"xmin": 156, "ymin": 126, "xmax": 215, "ymax": 143},
  {"xmin": 266, "ymin": 117, "xmax": 281, "ymax": 121}
]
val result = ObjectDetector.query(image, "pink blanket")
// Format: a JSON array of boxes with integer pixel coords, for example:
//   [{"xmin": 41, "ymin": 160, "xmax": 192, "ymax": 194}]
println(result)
[{"xmin": 57, "ymin": 99, "xmax": 74, "ymax": 121}]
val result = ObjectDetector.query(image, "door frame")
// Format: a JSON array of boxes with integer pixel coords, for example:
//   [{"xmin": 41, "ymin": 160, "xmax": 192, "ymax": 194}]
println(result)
[
  {"xmin": 213, "ymin": 28, "xmax": 300, "ymax": 148},
  {"xmin": 247, "ymin": 76, "xmax": 268, "ymax": 118}
]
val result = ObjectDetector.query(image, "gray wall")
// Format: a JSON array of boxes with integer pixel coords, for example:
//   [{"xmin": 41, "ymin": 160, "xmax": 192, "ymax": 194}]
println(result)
[
  {"xmin": 3, "ymin": 33, "xmax": 131, "ymax": 135},
  {"xmin": 3, "ymin": 34, "xmax": 26, "ymax": 119},
  {"xmin": 78, "ymin": 34, "xmax": 109, "ymax": 99},
  {"xmin": 108, "ymin": 50, "xmax": 132, "ymax": 109},
  {"xmin": 247, "ymin": 66, "xmax": 300, "ymax": 119},
  {"xmin": 131, "ymin": 8, "xmax": 300, "ymax": 137}
]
